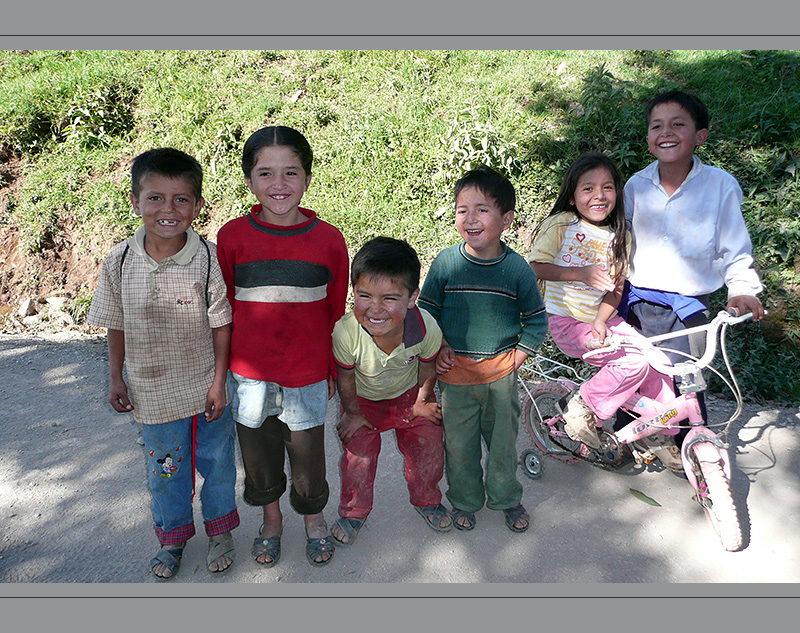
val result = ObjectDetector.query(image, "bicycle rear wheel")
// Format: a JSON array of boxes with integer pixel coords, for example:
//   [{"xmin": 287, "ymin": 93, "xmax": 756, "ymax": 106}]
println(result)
[
  {"xmin": 520, "ymin": 382, "xmax": 581, "ymax": 463},
  {"xmin": 698, "ymin": 461, "xmax": 743, "ymax": 552}
]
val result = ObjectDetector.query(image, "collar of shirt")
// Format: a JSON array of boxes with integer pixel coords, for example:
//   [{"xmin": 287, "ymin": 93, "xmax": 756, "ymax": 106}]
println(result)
[{"xmin": 129, "ymin": 225, "xmax": 200, "ymax": 271}]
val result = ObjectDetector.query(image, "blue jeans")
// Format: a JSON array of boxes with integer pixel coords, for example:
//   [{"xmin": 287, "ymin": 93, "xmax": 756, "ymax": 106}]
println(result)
[{"xmin": 141, "ymin": 406, "xmax": 239, "ymax": 544}]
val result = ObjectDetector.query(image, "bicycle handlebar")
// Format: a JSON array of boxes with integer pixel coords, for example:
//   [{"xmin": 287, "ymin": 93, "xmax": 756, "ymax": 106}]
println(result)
[{"xmin": 582, "ymin": 310, "xmax": 759, "ymax": 376}]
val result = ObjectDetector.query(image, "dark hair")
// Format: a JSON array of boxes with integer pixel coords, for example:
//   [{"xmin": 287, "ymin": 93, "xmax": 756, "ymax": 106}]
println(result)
[
  {"xmin": 453, "ymin": 164, "xmax": 515, "ymax": 214},
  {"xmin": 130, "ymin": 148, "xmax": 203, "ymax": 201},
  {"xmin": 541, "ymin": 153, "xmax": 628, "ymax": 281},
  {"xmin": 350, "ymin": 236, "xmax": 421, "ymax": 294},
  {"xmin": 645, "ymin": 90, "xmax": 709, "ymax": 131},
  {"xmin": 241, "ymin": 125, "xmax": 313, "ymax": 178}
]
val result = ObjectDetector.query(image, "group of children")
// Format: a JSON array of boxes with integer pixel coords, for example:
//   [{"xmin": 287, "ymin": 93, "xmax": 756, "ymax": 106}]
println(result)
[{"xmin": 88, "ymin": 90, "xmax": 763, "ymax": 580}]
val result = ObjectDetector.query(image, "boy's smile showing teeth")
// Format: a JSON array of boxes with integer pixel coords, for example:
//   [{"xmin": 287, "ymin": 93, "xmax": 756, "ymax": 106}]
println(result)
[
  {"xmin": 646, "ymin": 101, "xmax": 708, "ymax": 168},
  {"xmin": 455, "ymin": 185, "xmax": 512, "ymax": 260},
  {"xmin": 353, "ymin": 276, "xmax": 419, "ymax": 346},
  {"xmin": 131, "ymin": 173, "xmax": 203, "ymax": 252}
]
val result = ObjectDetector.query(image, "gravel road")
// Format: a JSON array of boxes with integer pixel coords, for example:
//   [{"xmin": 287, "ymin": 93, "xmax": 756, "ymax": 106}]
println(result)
[{"xmin": 1, "ymin": 331, "xmax": 799, "ymax": 589}]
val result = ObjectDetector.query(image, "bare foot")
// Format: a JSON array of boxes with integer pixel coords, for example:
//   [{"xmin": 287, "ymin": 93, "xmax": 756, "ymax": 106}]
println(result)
[
  {"xmin": 152, "ymin": 542, "xmax": 185, "ymax": 579},
  {"xmin": 304, "ymin": 512, "xmax": 332, "ymax": 564},
  {"xmin": 255, "ymin": 502, "xmax": 283, "ymax": 565},
  {"xmin": 207, "ymin": 532, "xmax": 234, "ymax": 573}
]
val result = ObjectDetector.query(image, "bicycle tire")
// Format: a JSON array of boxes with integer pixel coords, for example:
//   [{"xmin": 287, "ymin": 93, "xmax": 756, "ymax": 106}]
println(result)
[
  {"xmin": 519, "ymin": 448, "xmax": 546, "ymax": 480},
  {"xmin": 698, "ymin": 460, "xmax": 743, "ymax": 552},
  {"xmin": 520, "ymin": 381, "xmax": 581, "ymax": 464}
]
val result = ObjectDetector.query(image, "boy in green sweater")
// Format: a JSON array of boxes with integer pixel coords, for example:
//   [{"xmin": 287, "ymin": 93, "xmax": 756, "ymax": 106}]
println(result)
[{"xmin": 418, "ymin": 165, "xmax": 547, "ymax": 533}]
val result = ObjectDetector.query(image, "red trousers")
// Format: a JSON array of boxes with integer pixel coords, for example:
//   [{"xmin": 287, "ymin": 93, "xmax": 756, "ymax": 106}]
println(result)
[{"xmin": 338, "ymin": 386, "xmax": 445, "ymax": 519}]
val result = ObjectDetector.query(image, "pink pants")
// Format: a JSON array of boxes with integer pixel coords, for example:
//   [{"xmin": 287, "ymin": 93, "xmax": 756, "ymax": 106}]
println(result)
[
  {"xmin": 338, "ymin": 386, "xmax": 445, "ymax": 520},
  {"xmin": 548, "ymin": 315, "xmax": 675, "ymax": 420}
]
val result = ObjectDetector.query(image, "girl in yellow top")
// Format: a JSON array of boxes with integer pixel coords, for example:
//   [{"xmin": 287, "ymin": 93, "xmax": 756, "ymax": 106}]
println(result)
[{"xmin": 529, "ymin": 154, "xmax": 680, "ymax": 471}]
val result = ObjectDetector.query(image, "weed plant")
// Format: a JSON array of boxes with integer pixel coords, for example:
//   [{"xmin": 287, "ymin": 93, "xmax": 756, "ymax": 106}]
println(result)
[{"xmin": 0, "ymin": 49, "xmax": 798, "ymax": 402}]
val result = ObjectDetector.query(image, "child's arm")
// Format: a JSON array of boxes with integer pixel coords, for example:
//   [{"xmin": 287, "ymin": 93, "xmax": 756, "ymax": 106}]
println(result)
[
  {"xmin": 530, "ymin": 262, "xmax": 615, "ymax": 293},
  {"xmin": 107, "ymin": 328, "xmax": 133, "ymax": 412},
  {"xmin": 591, "ymin": 277, "xmax": 625, "ymax": 344},
  {"xmin": 205, "ymin": 323, "xmax": 231, "ymax": 422},
  {"xmin": 411, "ymin": 359, "xmax": 443, "ymax": 424},
  {"xmin": 335, "ymin": 367, "xmax": 375, "ymax": 443}
]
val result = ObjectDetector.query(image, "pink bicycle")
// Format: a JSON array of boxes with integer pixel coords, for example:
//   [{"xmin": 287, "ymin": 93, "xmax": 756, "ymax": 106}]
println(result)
[{"xmin": 518, "ymin": 309, "xmax": 757, "ymax": 552}]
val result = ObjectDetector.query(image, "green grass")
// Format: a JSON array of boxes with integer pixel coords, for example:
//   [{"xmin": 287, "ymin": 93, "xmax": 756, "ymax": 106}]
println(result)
[{"xmin": 1, "ymin": 49, "xmax": 798, "ymax": 402}]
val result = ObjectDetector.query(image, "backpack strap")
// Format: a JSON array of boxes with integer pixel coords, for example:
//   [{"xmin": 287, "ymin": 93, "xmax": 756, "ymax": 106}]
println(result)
[{"xmin": 119, "ymin": 238, "xmax": 210, "ymax": 307}]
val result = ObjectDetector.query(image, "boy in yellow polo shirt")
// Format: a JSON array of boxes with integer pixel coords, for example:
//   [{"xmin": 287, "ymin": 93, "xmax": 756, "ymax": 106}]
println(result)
[{"xmin": 330, "ymin": 237, "xmax": 451, "ymax": 547}]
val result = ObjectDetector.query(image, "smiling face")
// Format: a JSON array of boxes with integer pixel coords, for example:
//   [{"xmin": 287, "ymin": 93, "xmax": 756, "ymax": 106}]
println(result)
[
  {"xmin": 647, "ymin": 101, "xmax": 708, "ymax": 170},
  {"xmin": 245, "ymin": 145, "xmax": 312, "ymax": 226},
  {"xmin": 570, "ymin": 166, "xmax": 617, "ymax": 226},
  {"xmin": 352, "ymin": 274, "xmax": 418, "ymax": 349},
  {"xmin": 131, "ymin": 174, "xmax": 203, "ymax": 252},
  {"xmin": 455, "ymin": 185, "xmax": 513, "ymax": 260}
]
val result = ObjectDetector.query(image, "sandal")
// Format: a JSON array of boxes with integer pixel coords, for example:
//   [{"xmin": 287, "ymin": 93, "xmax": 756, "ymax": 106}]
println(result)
[
  {"xmin": 206, "ymin": 532, "xmax": 235, "ymax": 574},
  {"xmin": 331, "ymin": 516, "xmax": 365, "ymax": 547},
  {"xmin": 305, "ymin": 533, "xmax": 335, "ymax": 568},
  {"xmin": 251, "ymin": 524, "xmax": 281, "ymax": 568},
  {"xmin": 414, "ymin": 503, "xmax": 453, "ymax": 533},
  {"xmin": 150, "ymin": 543, "xmax": 185, "ymax": 580},
  {"xmin": 503, "ymin": 504, "xmax": 530, "ymax": 533},
  {"xmin": 451, "ymin": 509, "xmax": 476, "ymax": 531}
]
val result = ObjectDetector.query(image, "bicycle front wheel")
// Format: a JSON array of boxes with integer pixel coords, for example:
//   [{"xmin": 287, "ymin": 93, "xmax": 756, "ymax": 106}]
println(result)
[{"xmin": 699, "ymin": 461, "xmax": 743, "ymax": 552}]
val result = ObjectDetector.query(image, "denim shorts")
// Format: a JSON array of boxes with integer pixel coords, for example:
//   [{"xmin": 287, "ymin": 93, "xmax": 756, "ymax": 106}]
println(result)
[{"xmin": 227, "ymin": 371, "xmax": 328, "ymax": 431}]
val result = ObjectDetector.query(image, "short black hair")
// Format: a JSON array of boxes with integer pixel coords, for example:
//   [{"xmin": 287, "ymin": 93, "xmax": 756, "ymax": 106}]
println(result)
[
  {"xmin": 646, "ymin": 90, "xmax": 709, "ymax": 131},
  {"xmin": 241, "ymin": 125, "xmax": 313, "ymax": 179},
  {"xmin": 453, "ymin": 164, "xmax": 515, "ymax": 214},
  {"xmin": 350, "ymin": 236, "xmax": 421, "ymax": 294},
  {"xmin": 131, "ymin": 148, "xmax": 203, "ymax": 201}
]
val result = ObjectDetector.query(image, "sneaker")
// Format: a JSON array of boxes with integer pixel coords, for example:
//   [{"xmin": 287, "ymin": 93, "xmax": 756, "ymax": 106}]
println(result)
[
  {"xmin": 633, "ymin": 433, "xmax": 683, "ymax": 473},
  {"xmin": 560, "ymin": 391, "xmax": 601, "ymax": 449}
]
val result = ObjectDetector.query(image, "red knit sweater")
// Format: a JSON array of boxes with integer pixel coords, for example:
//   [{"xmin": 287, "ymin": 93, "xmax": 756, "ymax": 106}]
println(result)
[{"xmin": 217, "ymin": 206, "xmax": 349, "ymax": 387}]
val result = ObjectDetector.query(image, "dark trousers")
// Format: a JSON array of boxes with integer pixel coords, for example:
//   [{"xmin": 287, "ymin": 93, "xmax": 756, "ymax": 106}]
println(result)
[{"xmin": 236, "ymin": 416, "xmax": 329, "ymax": 515}]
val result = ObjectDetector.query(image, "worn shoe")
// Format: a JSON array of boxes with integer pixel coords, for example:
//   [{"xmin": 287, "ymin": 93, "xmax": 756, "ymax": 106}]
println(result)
[
  {"xmin": 560, "ymin": 391, "xmax": 601, "ymax": 449},
  {"xmin": 633, "ymin": 433, "xmax": 683, "ymax": 473}
]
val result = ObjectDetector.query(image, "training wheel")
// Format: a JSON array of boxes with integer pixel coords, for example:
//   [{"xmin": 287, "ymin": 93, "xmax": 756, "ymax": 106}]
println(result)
[{"xmin": 520, "ymin": 448, "xmax": 545, "ymax": 480}]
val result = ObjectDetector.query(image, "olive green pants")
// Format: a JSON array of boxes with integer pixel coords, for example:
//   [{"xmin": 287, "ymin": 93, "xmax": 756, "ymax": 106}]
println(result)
[{"xmin": 439, "ymin": 371, "xmax": 522, "ymax": 513}]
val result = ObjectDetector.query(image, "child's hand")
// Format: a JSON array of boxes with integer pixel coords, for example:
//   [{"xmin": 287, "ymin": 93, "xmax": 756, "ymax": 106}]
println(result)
[
  {"xmin": 412, "ymin": 400, "xmax": 443, "ymax": 425},
  {"xmin": 727, "ymin": 294, "xmax": 764, "ymax": 321},
  {"xmin": 435, "ymin": 344, "xmax": 456, "ymax": 375},
  {"xmin": 337, "ymin": 411, "xmax": 375, "ymax": 444},
  {"xmin": 578, "ymin": 264, "xmax": 615, "ymax": 293},
  {"xmin": 591, "ymin": 319, "xmax": 610, "ymax": 345},
  {"xmin": 108, "ymin": 378, "xmax": 133, "ymax": 413},
  {"xmin": 205, "ymin": 382, "xmax": 227, "ymax": 422},
  {"xmin": 327, "ymin": 375, "xmax": 336, "ymax": 399}
]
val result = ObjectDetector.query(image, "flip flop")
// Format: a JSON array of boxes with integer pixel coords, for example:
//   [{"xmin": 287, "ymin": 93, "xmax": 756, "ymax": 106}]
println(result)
[
  {"xmin": 331, "ymin": 516, "xmax": 365, "ymax": 547},
  {"xmin": 414, "ymin": 503, "xmax": 453, "ymax": 533},
  {"xmin": 150, "ymin": 543, "xmax": 185, "ymax": 580},
  {"xmin": 503, "ymin": 504, "xmax": 530, "ymax": 533},
  {"xmin": 451, "ymin": 509, "xmax": 476, "ymax": 531},
  {"xmin": 206, "ymin": 532, "xmax": 235, "ymax": 574}
]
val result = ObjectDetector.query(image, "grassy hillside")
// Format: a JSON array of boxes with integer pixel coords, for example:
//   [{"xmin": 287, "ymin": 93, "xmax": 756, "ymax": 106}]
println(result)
[{"xmin": 1, "ymin": 49, "xmax": 798, "ymax": 402}]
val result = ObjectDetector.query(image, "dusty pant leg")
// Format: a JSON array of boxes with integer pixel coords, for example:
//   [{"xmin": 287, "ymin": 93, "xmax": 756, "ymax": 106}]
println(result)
[
  {"xmin": 235, "ymin": 416, "xmax": 287, "ymax": 507},
  {"xmin": 337, "ymin": 422, "xmax": 382, "ymax": 520},
  {"xmin": 283, "ymin": 422, "xmax": 330, "ymax": 515},
  {"xmin": 394, "ymin": 413, "xmax": 445, "ymax": 509}
]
